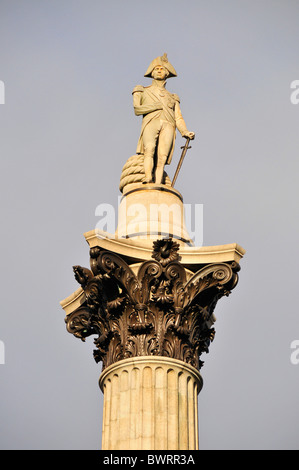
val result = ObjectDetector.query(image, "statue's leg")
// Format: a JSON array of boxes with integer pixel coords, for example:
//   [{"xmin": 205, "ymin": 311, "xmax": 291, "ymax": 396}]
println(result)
[
  {"xmin": 155, "ymin": 122, "xmax": 174, "ymax": 184},
  {"xmin": 142, "ymin": 120, "xmax": 160, "ymax": 183}
]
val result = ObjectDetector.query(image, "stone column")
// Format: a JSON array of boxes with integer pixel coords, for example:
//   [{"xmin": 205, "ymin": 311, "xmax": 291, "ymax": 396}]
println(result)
[
  {"xmin": 99, "ymin": 356, "xmax": 202, "ymax": 450},
  {"xmin": 61, "ymin": 236, "xmax": 244, "ymax": 450}
]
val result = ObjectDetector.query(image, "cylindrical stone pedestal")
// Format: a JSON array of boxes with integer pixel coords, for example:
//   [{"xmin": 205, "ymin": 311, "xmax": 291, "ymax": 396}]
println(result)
[
  {"xmin": 115, "ymin": 184, "xmax": 194, "ymax": 247},
  {"xmin": 99, "ymin": 356, "xmax": 203, "ymax": 450}
]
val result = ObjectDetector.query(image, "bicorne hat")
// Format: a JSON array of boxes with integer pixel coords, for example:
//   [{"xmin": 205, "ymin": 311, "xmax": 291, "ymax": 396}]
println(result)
[{"xmin": 144, "ymin": 53, "xmax": 177, "ymax": 78}]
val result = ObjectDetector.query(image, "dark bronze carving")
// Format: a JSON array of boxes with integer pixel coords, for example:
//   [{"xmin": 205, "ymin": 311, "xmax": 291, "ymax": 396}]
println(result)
[{"xmin": 65, "ymin": 238, "xmax": 240, "ymax": 371}]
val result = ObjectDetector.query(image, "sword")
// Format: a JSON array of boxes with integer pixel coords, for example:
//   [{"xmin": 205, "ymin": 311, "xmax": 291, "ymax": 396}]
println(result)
[{"xmin": 171, "ymin": 137, "xmax": 192, "ymax": 187}]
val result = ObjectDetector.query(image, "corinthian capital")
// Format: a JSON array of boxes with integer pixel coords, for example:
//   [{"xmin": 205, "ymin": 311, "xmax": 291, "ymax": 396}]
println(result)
[{"xmin": 64, "ymin": 238, "xmax": 240, "ymax": 371}]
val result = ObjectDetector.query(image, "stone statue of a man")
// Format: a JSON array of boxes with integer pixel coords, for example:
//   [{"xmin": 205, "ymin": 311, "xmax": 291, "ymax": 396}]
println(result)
[{"xmin": 133, "ymin": 53, "xmax": 195, "ymax": 184}]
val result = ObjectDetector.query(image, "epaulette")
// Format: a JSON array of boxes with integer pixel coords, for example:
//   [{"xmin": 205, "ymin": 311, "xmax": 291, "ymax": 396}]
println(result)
[{"xmin": 132, "ymin": 85, "xmax": 144, "ymax": 94}]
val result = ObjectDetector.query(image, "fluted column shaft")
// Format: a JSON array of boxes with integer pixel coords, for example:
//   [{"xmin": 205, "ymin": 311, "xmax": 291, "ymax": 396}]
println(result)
[{"xmin": 99, "ymin": 356, "xmax": 203, "ymax": 450}]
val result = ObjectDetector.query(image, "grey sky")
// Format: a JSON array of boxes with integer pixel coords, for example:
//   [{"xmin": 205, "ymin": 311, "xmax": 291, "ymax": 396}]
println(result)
[{"xmin": 0, "ymin": 0, "xmax": 299, "ymax": 449}]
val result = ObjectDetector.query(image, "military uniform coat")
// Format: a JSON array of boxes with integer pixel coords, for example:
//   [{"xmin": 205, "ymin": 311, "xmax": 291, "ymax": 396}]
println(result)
[{"xmin": 132, "ymin": 84, "xmax": 188, "ymax": 165}]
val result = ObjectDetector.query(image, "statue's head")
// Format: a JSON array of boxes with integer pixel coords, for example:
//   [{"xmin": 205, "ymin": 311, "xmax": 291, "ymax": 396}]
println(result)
[
  {"xmin": 151, "ymin": 65, "xmax": 169, "ymax": 80},
  {"xmin": 144, "ymin": 53, "xmax": 177, "ymax": 78}
]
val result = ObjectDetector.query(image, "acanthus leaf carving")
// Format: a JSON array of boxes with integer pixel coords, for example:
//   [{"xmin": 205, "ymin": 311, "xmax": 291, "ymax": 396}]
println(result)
[{"xmin": 64, "ymin": 238, "xmax": 240, "ymax": 371}]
